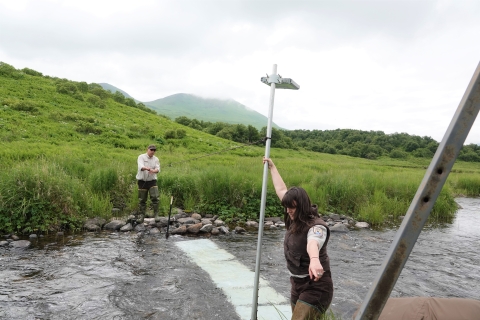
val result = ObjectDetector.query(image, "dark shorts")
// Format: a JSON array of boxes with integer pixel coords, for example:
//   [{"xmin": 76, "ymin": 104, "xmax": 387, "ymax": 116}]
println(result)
[
  {"xmin": 137, "ymin": 180, "xmax": 157, "ymax": 190},
  {"xmin": 290, "ymin": 271, "xmax": 333, "ymax": 312}
]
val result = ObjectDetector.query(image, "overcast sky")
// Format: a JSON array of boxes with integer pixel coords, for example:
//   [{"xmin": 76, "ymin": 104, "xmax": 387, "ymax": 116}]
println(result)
[{"xmin": 1, "ymin": 0, "xmax": 479, "ymax": 144}]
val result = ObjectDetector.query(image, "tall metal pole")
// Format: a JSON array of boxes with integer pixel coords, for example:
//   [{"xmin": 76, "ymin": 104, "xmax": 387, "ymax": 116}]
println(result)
[{"xmin": 251, "ymin": 64, "xmax": 277, "ymax": 320}]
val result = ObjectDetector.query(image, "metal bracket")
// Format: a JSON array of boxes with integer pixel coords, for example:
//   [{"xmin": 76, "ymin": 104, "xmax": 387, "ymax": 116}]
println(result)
[{"xmin": 261, "ymin": 74, "xmax": 300, "ymax": 90}]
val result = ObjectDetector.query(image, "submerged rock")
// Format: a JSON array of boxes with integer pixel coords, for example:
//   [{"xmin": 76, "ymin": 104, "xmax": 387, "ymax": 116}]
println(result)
[
  {"xmin": 330, "ymin": 223, "xmax": 349, "ymax": 233},
  {"xmin": 245, "ymin": 221, "xmax": 259, "ymax": 228},
  {"xmin": 149, "ymin": 228, "xmax": 161, "ymax": 235},
  {"xmin": 355, "ymin": 222, "xmax": 370, "ymax": 229},
  {"xmin": 104, "ymin": 220, "xmax": 126, "ymax": 231},
  {"xmin": 10, "ymin": 240, "xmax": 31, "ymax": 249},
  {"xmin": 235, "ymin": 226, "xmax": 246, "ymax": 234},
  {"xmin": 120, "ymin": 223, "xmax": 133, "ymax": 232}
]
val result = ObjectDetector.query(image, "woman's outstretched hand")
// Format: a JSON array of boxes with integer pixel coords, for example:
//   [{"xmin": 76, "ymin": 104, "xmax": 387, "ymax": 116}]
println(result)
[{"xmin": 263, "ymin": 156, "xmax": 274, "ymax": 169}]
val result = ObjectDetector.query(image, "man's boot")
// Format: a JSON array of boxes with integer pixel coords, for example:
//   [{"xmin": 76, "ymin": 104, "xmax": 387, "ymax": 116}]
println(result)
[
  {"xmin": 137, "ymin": 189, "xmax": 148, "ymax": 224},
  {"xmin": 291, "ymin": 300, "xmax": 322, "ymax": 320},
  {"xmin": 150, "ymin": 186, "xmax": 160, "ymax": 222}
]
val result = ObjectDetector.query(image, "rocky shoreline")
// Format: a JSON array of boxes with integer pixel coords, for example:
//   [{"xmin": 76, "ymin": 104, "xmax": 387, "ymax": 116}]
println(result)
[{"xmin": 1, "ymin": 209, "xmax": 371, "ymax": 249}]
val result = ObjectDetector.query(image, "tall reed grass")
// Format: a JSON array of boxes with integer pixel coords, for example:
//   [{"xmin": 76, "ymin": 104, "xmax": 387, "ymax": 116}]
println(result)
[{"xmin": 0, "ymin": 141, "xmax": 475, "ymax": 233}]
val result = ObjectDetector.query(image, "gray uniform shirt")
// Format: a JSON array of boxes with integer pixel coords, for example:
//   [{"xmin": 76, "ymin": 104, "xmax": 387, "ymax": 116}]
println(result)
[{"xmin": 136, "ymin": 153, "xmax": 160, "ymax": 181}]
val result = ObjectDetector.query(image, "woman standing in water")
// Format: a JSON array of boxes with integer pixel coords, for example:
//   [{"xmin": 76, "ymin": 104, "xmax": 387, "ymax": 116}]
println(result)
[{"xmin": 263, "ymin": 157, "xmax": 333, "ymax": 320}]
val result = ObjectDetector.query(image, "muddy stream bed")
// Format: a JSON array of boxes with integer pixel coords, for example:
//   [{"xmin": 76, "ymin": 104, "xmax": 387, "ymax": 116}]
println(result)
[{"xmin": 1, "ymin": 197, "xmax": 479, "ymax": 320}]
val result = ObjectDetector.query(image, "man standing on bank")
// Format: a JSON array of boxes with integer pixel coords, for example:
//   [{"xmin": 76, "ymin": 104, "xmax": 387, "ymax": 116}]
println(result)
[
  {"xmin": 136, "ymin": 144, "xmax": 161, "ymax": 224},
  {"xmin": 263, "ymin": 157, "xmax": 333, "ymax": 320}
]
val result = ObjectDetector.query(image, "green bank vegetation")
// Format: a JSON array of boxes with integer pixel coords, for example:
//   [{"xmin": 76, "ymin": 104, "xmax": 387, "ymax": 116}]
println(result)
[{"xmin": 1, "ymin": 61, "xmax": 479, "ymax": 234}]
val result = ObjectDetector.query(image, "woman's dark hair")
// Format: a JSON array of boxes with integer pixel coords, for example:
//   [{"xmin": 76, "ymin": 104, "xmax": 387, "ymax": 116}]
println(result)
[{"xmin": 281, "ymin": 187, "xmax": 318, "ymax": 234}]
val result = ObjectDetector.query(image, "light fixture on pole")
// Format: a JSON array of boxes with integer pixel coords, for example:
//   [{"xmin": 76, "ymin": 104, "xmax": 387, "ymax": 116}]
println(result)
[{"xmin": 251, "ymin": 64, "xmax": 299, "ymax": 320}]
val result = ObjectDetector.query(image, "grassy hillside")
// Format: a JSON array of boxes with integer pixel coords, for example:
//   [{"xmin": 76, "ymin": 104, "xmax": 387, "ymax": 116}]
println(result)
[
  {"xmin": 0, "ymin": 61, "xmax": 479, "ymax": 234},
  {"xmin": 144, "ymin": 93, "xmax": 281, "ymax": 129}
]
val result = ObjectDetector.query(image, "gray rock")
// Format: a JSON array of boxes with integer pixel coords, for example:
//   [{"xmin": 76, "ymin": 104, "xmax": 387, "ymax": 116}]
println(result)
[
  {"xmin": 200, "ymin": 224, "xmax": 213, "ymax": 233},
  {"xmin": 329, "ymin": 214, "xmax": 341, "ymax": 221},
  {"xmin": 191, "ymin": 213, "xmax": 202, "ymax": 220},
  {"xmin": 265, "ymin": 217, "xmax": 282, "ymax": 223},
  {"xmin": 11, "ymin": 235, "xmax": 19, "ymax": 241},
  {"xmin": 84, "ymin": 223, "xmax": 101, "ymax": 232},
  {"xmin": 56, "ymin": 232, "xmax": 64, "ymax": 236},
  {"xmin": 355, "ymin": 222, "xmax": 370, "ymax": 229},
  {"xmin": 264, "ymin": 221, "xmax": 274, "ymax": 227},
  {"xmin": 143, "ymin": 218, "xmax": 156, "ymax": 226},
  {"xmin": 134, "ymin": 223, "xmax": 146, "ymax": 232},
  {"xmin": 177, "ymin": 217, "xmax": 197, "ymax": 225},
  {"xmin": 170, "ymin": 225, "xmax": 187, "ymax": 235},
  {"xmin": 84, "ymin": 217, "xmax": 106, "ymax": 229},
  {"xmin": 214, "ymin": 219, "xmax": 225, "ymax": 227},
  {"xmin": 10, "ymin": 240, "xmax": 31, "ymax": 249},
  {"xmin": 155, "ymin": 217, "xmax": 169, "ymax": 227},
  {"xmin": 330, "ymin": 223, "xmax": 349, "ymax": 233},
  {"xmin": 219, "ymin": 226, "xmax": 229, "ymax": 234},
  {"xmin": 201, "ymin": 218, "xmax": 213, "ymax": 225},
  {"xmin": 187, "ymin": 223, "xmax": 203, "ymax": 234},
  {"xmin": 149, "ymin": 228, "xmax": 161, "ymax": 235},
  {"xmin": 111, "ymin": 208, "xmax": 121, "ymax": 214},
  {"xmin": 275, "ymin": 222, "xmax": 286, "ymax": 228},
  {"xmin": 104, "ymin": 220, "xmax": 126, "ymax": 231},
  {"xmin": 245, "ymin": 221, "xmax": 259, "ymax": 228},
  {"xmin": 234, "ymin": 226, "xmax": 246, "ymax": 234},
  {"xmin": 29, "ymin": 234, "xmax": 38, "ymax": 239},
  {"xmin": 120, "ymin": 223, "xmax": 133, "ymax": 232},
  {"xmin": 211, "ymin": 227, "xmax": 220, "ymax": 235},
  {"xmin": 173, "ymin": 211, "xmax": 187, "ymax": 220},
  {"xmin": 0, "ymin": 241, "xmax": 8, "ymax": 247}
]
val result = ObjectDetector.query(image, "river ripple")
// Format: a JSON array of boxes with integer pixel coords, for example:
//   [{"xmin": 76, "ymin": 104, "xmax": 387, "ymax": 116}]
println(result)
[{"xmin": 1, "ymin": 197, "xmax": 479, "ymax": 319}]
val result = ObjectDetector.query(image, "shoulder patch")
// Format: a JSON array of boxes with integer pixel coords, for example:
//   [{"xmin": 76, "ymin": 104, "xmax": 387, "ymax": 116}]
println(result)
[{"xmin": 312, "ymin": 226, "xmax": 324, "ymax": 237}]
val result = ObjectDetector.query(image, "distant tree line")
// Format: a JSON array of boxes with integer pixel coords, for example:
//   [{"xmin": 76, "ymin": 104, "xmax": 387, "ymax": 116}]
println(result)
[{"xmin": 175, "ymin": 116, "xmax": 480, "ymax": 162}]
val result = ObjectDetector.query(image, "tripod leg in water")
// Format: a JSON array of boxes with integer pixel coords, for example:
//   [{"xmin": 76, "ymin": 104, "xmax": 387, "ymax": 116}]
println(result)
[{"xmin": 165, "ymin": 196, "xmax": 173, "ymax": 239}]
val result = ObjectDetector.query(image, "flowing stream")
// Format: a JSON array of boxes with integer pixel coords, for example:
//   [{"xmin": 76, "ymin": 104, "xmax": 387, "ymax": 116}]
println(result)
[{"xmin": 1, "ymin": 197, "xmax": 479, "ymax": 320}]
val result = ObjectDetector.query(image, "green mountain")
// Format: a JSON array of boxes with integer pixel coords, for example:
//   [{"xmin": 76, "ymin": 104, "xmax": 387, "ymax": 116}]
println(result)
[
  {"xmin": 144, "ymin": 93, "xmax": 279, "ymax": 129},
  {"xmin": 98, "ymin": 83, "xmax": 134, "ymax": 99},
  {"xmin": 99, "ymin": 83, "xmax": 279, "ymax": 129}
]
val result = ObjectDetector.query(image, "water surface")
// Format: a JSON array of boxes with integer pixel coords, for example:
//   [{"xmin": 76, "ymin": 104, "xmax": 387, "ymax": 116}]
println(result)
[{"xmin": 1, "ymin": 197, "xmax": 479, "ymax": 319}]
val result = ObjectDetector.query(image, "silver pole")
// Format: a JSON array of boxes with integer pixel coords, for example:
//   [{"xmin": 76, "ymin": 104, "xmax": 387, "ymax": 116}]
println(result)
[
  {"xmin": 251, "ymin": 64, "xmax": 277, "ymax": 320},
  {"xmin": 355, "ymin": 61, "xmax": 480, "ymax": 319}
]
